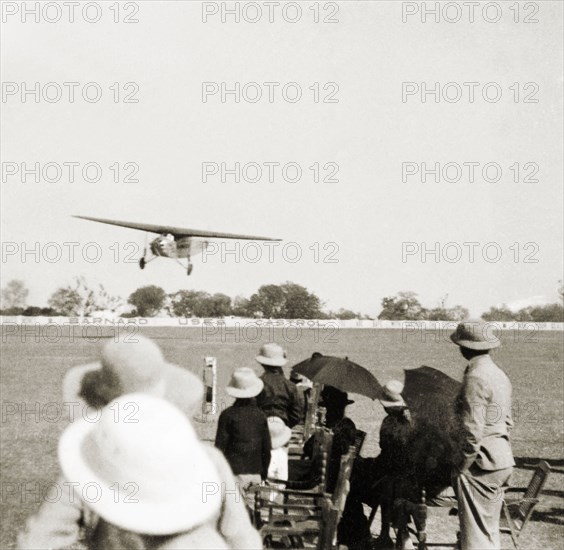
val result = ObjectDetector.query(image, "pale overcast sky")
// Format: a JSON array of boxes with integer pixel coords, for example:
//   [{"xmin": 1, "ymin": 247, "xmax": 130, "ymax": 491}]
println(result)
[{"xmin": 1, "ymin": 1, "xmax": 563, "ymax": 317}]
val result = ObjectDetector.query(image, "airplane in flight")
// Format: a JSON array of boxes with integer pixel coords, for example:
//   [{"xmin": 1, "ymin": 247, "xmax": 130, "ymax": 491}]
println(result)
[{"xmin": 74, "ymin": 215, "xmax": 281, "ymax": 275}]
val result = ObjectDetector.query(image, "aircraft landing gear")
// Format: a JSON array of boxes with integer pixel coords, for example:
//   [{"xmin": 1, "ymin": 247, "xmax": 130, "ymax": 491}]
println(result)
[
  {"xmin": 140, "ymin": 241, "xmax": 148, "ymax": 270},
  {"xmin": 187, "ymin": 262, "xmax": 193, "ymax": 276}
]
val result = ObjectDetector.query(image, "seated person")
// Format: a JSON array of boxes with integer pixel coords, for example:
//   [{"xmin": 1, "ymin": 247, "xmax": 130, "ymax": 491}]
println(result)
[
  {"xmin": 289, "ymin": 385, "xmax": 356, "ymax": 484},
  {"xmin": 266, "ymin": 416, "xmax": 292, "ymax": 502},
  {"xmin": 320, "ymin": 385, "xmax": 355, "ymax": 429},
  {"xmin": 289, "ymin": 370, "xmax": 313, "ymax": 424},
  {"xmin": 342, "ymin": 380, "xmax": 415, "ymax": 549},
  {"xmin": 321, "ymin": 387, "xmax": 357, "ymax": 492}
]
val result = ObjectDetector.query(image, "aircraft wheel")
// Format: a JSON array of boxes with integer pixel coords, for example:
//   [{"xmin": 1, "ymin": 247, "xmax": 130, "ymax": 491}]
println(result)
[
  {"xmin": 139, "ymin": 257, "xmax": 146, "ymax": 270},
  {"xmin": 187, "ymin": 263, "xmax": 194, "ymax": 276}
]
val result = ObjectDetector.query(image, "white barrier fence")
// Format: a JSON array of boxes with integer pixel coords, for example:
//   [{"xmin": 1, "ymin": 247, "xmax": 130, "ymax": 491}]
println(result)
[{"xmin": 0, "ymin": 316, "xmax": 562, "ymax": 331}]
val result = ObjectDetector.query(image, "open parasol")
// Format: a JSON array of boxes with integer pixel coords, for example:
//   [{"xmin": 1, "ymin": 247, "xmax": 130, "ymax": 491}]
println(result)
[
  {"xmin": 402, "ymin": 365, "xmax": 461, "ymax": 424},
  {"xmin": 402, "ymin": 366, "xmax": 463, "ymax": 495},
  {"xmin": 292, "ymin": 354, "xmax": 384, "ymax": 400}
]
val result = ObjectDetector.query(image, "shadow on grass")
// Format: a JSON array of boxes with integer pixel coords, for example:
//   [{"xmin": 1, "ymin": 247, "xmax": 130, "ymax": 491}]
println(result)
[
  {"xmin": 515, "ymin": 457, "xmax": 564, "ymax": 474},
  {"xmin": 531, "ymin": 507, "xmax": 564, "ymax": 526}
]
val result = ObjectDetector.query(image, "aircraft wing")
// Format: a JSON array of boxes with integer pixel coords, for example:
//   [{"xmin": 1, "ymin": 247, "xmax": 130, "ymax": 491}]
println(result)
[{"xmin": 73, "ymin": 216, "xmax": 281, "ymax": 241}]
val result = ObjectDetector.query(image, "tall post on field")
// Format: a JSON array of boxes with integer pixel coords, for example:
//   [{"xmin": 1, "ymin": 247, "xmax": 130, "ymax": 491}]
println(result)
[{"xmin": 202, "ymin": 356, "xmax": 217, "ymax": 420}]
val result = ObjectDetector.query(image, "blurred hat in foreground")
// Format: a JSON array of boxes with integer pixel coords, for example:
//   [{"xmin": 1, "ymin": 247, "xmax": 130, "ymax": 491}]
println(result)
[
  {"xmin": 63, "ymin": 335, "xmax": 203, "ymax": 416},
  {"xmin": 58, "ymin": 393, "xmax": 222, "ymax": 535}
]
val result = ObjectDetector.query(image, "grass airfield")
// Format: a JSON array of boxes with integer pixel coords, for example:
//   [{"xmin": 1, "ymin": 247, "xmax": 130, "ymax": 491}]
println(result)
[{"xmin": 1, "ymin": 326, "xmax": 563, "ymax": 549}]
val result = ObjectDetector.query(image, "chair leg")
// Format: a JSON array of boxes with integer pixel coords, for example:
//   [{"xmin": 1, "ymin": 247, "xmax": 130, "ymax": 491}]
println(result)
[{"xmin": 502, "ymin": 502, "xmax": 520, "ymax": 549}]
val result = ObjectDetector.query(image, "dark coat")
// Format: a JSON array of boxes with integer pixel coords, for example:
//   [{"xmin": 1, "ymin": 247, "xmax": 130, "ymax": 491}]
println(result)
[
  {"xmin": 215, "ymin": 400, "xmax": 271, "ymax": 479},
  {"xmin": 256, "ymin": 368, "xmax": 302, "ymax": 428},
  {"xmin": 378, "ymin": 411, "xmax": 413, "ymax": 474}
]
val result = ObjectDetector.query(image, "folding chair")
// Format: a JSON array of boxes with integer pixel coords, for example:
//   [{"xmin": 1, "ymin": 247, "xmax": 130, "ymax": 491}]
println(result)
[
  {"xmin": 256, "ymin": 446, "xmax": 355, "ymax": 549},
  {"xmin": 284, "ymin": 427, "xmax": 334, "ymax": 492},
  {"xmin": 319, "ymin": 448, "xmax": 354, "ymax": 549},
  {"xmin": 392, "ymin": 460, "xmax": 552, "ymax": 550},
  {"xmin": 254, "ymin": 427, "xmax": 333, "ymax": 531},
  {"xmin": 501, "ymin": 460, "xmax": 551, "ymax": 548},
  {"xmin": 303, "ymin": 383, "xmax": 322, "ymax": 443}
]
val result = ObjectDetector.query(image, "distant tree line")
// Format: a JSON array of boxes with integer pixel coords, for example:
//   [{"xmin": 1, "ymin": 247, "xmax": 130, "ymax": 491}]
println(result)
[
  {"xmin": 0, "ymin": 279, "xmax": 371, "ymax": 320},
  {"xmin": 1, "ymin": 277, "xmax": 125, "ymax": 317},
  {"xmin": 481, "ymin": 303, "xmax": 564, "ymax": 323},
  {"xmin": 1, "ymin": 279, "xmax": 563, "ymax": 322},
  {"xmin": 377, "ymin": 291, "xmax": 470, "ymax": 321},
  {"xmin": 127, "ymin": 282, "xmax": 374, "ymax": 320},
  {"xmin": 377, "ymin": 289, "xmax": 563, "ymax": 323}
]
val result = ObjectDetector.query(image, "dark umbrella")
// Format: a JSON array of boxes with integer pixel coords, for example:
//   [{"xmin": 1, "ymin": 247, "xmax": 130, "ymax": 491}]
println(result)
[
  {"xmin": 292, "ymin": 354, "xmax": 384, "ymax": 400},
  {"xmin": 402, "ymin": 365, "xmax": 461, "ymax": 423},
  {"xmin": 402, "ymin": 366, "xmax": 463, "ymax": 496},
  {"xmin": 291, "ymin": 352, "xmax": 326, "ymax": 379}
]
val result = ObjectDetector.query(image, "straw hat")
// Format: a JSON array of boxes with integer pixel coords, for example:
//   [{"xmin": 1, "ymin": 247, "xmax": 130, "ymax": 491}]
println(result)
[
  {"xmin": 267, "ymin": 416, "xmax": 292, "ymax": 449},
  {"xmin": 58, "ymin": 393, "xmax": 222, "ymax": 535},
  {"xmin": 380, "ymin": 380, "xmax": 406, "ymax": 408},
  {"xmin": 450, "ymin": 320, "xmax": 500, "ymax": 350},
  {"xmin": 62, "ymin": 336, "xmax": 203, "ymax": 416},
  {"xmin": 256, "ymin": 343, "xmax": 288, "ymax": 367},
  {"xmin": 225, "ymin": 368, "xmax": 264, "ymax": 398}
]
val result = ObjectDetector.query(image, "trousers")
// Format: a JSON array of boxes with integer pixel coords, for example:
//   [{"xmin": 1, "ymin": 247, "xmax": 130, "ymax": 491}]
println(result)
[{"xmin": 453, "ymin": 466, "xmax": 513, "ymax": 550}]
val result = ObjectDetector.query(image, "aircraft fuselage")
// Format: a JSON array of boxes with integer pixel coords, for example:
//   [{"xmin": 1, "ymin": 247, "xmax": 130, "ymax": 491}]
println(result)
[{"xmin": 150, "ymin": 234, "xmax": 191, "ymax": 258}]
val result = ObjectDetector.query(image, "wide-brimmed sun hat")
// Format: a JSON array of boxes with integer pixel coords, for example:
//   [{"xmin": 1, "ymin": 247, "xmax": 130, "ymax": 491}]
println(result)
[
  {"xmin": 379, "ymin": 380, "xmax": 406, "ymax": 408},
  {"xmin": 256, "ymin": 343, "xmax": 288, "ymax": 367},
  {"xmin": 63, "ymin": 335, "xmax": 204, "ymax": 416},
  {"xmin": 225, "ymin": 367, "xmax": 264, "ymax": 398},
  {"xmin": 450, "ymin": 319, "xmax": 500, "ymax": 350},
  {"xmin": 58, "ymin": 393, "xmax": 222, "ymax": 535},
  {"xmin": 267, "ymin": 416, "xmax": 292, "ymax": 449}
]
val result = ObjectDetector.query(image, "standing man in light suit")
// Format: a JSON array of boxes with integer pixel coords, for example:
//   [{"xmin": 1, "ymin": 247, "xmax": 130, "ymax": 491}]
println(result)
[{"xmin": 450, "ymin": 320, "xmax": 515, "ymax": 550}]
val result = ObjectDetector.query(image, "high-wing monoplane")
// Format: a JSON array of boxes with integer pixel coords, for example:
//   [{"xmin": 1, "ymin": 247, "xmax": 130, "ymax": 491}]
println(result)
[{"xmin": 74, "ymin": 215, "xmax": 281, "ymax": 275}]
